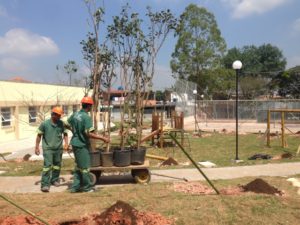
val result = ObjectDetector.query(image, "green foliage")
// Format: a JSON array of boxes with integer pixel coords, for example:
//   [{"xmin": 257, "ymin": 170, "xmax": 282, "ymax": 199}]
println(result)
[
  {"xmin": 63, "ymin": 60, "xmax": 78, "ymax": 86},
  {"xmin": 223, "ymin": 44, "xmax": 287, "ymax": 99},
  {"xmin": 170, "ymin": 4, "xmax": 226, "ymax": 96},
  {"xmin": 107, "ymin": 5, "xmax": 176, "ymax": 147},
  {"xmin": 155, "ymin": 90, "xmax": 165, "ymax": 101},
  {"xmin": 205, "ymin": 68, "xmax": 235, "ymax": 99},
  {"xmin": 223, "ymin": 44, "xmax": 286, "ymax": 76},
  {"xmin": 240, "ymin": 76, "xmax": 269, "ymax": 99},
  {"xmin": 277, "ymin": 66, "xmax": 300, "ymax": 98}
]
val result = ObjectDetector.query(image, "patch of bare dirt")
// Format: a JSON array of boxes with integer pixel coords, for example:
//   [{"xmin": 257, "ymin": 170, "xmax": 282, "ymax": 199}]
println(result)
[
  {"xmin": 59, "ymin": 200, "xmax": 173, "ymax": 225},
  {"xmin": 173, "ymin": 182, "xmax": 214, "ymax": 195},
  {"xmin": 219, "ymin": 186, "xmax": 245, "ymax": 195},
  {"xmin": 172, "ymin": 179, "xmax": 284, "ymax": 196}
]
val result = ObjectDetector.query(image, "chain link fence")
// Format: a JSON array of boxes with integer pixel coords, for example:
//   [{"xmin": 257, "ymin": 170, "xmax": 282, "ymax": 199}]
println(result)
[
  {"xmin": 194, "ymin": 100, "xmax": 300, "ymax": 123},
  {"xmin": 171, "ymin": 79, "xmax": 300, "ymax": 123}
]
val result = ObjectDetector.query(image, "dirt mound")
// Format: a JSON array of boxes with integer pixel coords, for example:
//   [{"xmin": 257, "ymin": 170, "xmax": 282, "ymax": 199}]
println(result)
[
  {"xmin": 272, "ymin": 152, "xmax": 293, "ymax": 160},
  {"xmin": 173, "ymin": 182, "xmax": 214, "ymax": 194},
  {"xmin": 0, "ymin": 215, "xmax": 45, "ymax": 225},
  {"xmin": 59, "ymin": 200, "xmax": 173, "ymax": 225},
  {"xmin": 242, "ymin": 178, "xmax": 283, "ymax": 196},
  {"xmin": 281, "ymin": 153, "xmax": 293, "ymax": 159}
]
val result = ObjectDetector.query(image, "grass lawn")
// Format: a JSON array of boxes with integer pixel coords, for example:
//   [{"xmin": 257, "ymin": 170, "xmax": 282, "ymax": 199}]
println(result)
[
  {"xmin": 148, "ymin": 132, "xmax": 300, "ymax": 167},
  {"xmin": 0, "ymin": 133, "xmax": 299, "ymax": 176},
  {"xmin": 0, "ymin": 176, "xmax": 300, "ymax": 224}
]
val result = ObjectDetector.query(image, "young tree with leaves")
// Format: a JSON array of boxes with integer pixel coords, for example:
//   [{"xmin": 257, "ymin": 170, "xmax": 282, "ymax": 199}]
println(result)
[
  {"xmin": 108, "ymin": 5, "xmax": 176, "ymax": 148},
  {"xmin": 81, "ymin": 0, "xmax": 107, "ymax": 130}
]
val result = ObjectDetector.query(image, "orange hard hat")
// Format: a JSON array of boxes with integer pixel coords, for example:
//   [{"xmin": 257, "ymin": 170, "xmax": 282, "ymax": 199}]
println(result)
[
  {"xmin": 81, "ymin": 96, "xmax": 94, "ymax": 105},
  {"xmin": 52, "ymin": 106, "xmax": 63, "ymax": 116}
]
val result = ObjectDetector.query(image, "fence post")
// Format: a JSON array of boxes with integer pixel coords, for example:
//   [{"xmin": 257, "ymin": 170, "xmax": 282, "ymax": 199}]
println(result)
[
  {"xmin": 281, "ymin": 111, "xmax": 285, "ymax": 147},
  {"xmin": 267, "ymin": 110, "xmax": 271, "ymax": 147}
]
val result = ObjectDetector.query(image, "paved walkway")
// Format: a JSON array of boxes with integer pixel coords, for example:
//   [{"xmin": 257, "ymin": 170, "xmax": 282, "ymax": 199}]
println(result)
[{"xmin": 1, "ymin": 162, "xmax": 300, "ymax": 193}]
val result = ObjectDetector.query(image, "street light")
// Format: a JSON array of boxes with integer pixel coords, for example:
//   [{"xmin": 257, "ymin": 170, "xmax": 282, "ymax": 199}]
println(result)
[
  {"xmin": 232, "ymin": 60, "xmax": 242, "ymax": 161},
  {"xmin": 193, "ymin": 89, "xmax": 197, "ymax": 133},
  {"xmin": 200, "ymin": 94, "xmax": 206, "ymax": 126}
]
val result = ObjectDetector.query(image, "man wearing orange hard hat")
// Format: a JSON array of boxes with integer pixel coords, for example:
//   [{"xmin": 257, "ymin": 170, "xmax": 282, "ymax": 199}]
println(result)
[
  {"xmin": 35, "ymin": 106, "xmax": 68, "ymax": 192},
  {"xmin": 66, "ymin": 96, "xmax": 109, "ymax": 193}
]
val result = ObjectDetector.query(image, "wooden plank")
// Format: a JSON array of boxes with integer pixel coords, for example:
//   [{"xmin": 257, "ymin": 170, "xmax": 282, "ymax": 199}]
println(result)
[
  {"xmin": 270, "ymin": 109, "xmax": 300, "ymax": 113},
  {"xmin": 141, "ymin": 129, "xmax": 160, "ymax": 143}
]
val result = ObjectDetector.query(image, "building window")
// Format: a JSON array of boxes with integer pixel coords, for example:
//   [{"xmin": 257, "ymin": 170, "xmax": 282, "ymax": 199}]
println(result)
[
  {"xmin": 63, "ymin": 105, "xmax": 68, "ymax": 115},
  {"xmin": 29, "ymin": 106, "xmax": 37, "ymax": 123},
  {"xmin": 72, "ymin": 105, "xmax": 78, "ymax": 113},
  {"xmin": 1, "ymin": 107, "xmax": 12, "ymax": 127}
]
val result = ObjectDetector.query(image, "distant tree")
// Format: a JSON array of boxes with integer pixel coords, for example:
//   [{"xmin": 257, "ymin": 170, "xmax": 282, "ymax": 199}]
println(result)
[
  {"xmin": 170, "ymin": 4, "xmax": 226, "ymax": 96},
  {"xmin": 63, "ymin": 60, "xmax": 79, "ymax": 86},
  {"xmin": 155, "ymin": 90, "xmax": 164, "ymax": 101},
  {"xmin": 205, "ymin": 68, "xmax": 235, "ymax": 99},
  {"xmin": 223, "ymin": 44, "xmax": 287, "ymax": 99},
  {"xmin": 239, "ymin": 76, "xmax": 269, "ymax": 99},
  {"xmin": 277, "ymin": 66, "xmax": 300, "ymax": 98},
  {"xmin": 223, "ymin": 44, "xmax": 286, "ymax": 76}
]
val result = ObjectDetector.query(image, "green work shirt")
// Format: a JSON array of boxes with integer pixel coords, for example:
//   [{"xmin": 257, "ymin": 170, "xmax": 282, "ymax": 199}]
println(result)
[
  {"xmin": 37, "ymin": 119, "xmax": 67, "ymax": 151},
  {"xmin": 67, "ymin": 109, "xmax": 94, "ymax": 148}
]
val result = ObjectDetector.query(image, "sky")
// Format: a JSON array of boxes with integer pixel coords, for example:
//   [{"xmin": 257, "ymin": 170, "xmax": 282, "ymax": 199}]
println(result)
[{"xmin": 0, "ymin": 0, "xmax": 300, "ymax": 90}]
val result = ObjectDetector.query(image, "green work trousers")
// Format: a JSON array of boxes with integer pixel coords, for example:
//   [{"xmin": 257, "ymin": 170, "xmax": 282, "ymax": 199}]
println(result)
[
  {"xmin": 71, "ymin": 146, "xmax": 92, "ymax": 192},
  {"xmin": 41, "ymin": 149, "xmax": 63, "ymax": 188}
]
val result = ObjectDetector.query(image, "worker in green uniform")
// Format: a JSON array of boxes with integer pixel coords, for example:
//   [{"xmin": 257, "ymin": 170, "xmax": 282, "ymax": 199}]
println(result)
[
  {"xmin": 66, "ymin": 96, "xmax": 109, "ymax": 193},
  {"xmin": 35, "ymin": 106, "xmax": 68, "ymax": 193}
]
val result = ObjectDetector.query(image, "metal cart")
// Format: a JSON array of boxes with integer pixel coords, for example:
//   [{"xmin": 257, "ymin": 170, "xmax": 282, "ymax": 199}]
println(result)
[{"xmin": 89, "ymin": 160, "xmax": 151, "ymax": 185}]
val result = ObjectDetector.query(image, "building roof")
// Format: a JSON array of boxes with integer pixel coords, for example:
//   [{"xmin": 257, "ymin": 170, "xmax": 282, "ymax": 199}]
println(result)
[
  {"xmin": 0, "ymin": 80, "xmax": 89, "ymax": 106},
  {"xmin": 9, "ymin": 76, "xmax": 31, "ymax": 83}
]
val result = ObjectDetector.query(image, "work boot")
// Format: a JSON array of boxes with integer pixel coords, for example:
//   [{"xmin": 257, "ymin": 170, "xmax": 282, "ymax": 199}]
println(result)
[
  {"xmin": 51, "ymin": 181, "xmax": 60, "ymax": 187},
  {"xmin": 69, "ymin": 189, "xmax": 81, "ymax": 193},
  {"xmin": 41, "ymin": 186, "xmax": 50, "ymax": 192},
  {"xmin": 85, "ymin": 188, "xmax": 95, "ymax": 193}
]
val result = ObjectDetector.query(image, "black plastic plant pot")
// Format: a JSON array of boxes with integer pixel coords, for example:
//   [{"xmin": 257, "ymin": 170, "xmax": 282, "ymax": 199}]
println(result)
[
  {"xmin": 100, "ymin": 151, "xmax": 114, "ymax": 167},
  {"xmin": 89, "ymin": 150, "xmax": 101, "ymax": 167},
  {"xmin": 131, "ymin": 146, "xmax": 146, "ymax": 165},
  {"xmin": 113, "ymin": 148, "xmax": 131, "ymax": 167}
]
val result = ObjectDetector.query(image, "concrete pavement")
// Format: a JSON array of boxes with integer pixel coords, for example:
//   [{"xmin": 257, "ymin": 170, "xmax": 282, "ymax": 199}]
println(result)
[{"xmin": 1, "ymin": 162, "xmax": 300, "ymax": 193}]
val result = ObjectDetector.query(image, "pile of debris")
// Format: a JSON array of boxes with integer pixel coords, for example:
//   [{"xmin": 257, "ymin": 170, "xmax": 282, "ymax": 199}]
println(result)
[{"xmin": 0, "ymin": 215, "xmax": 45, "ymax": 225}]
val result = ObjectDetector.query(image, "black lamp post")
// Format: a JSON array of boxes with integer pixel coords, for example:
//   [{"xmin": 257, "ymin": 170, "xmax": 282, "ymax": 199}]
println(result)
[
  {"xmin": 232, "ymin": 60, "xmax": 242, "ymax": 161},
  {"xmin": 193, "ymin": 89, "xmax": 197, "ymax": 133}
]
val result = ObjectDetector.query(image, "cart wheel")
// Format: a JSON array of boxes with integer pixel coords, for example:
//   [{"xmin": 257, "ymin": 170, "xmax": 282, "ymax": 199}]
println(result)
[
  {"xmin": 90, "ymin": 171, "xmax": 102, "ymax": 185},
  {"xmin": 131, "ymin": 169, "xmax": 137, "ymax": 177},
  {"xmin": 133, "ymin": 169, "xmax": 151, "ymax": 184},
  {"xmin": 89, "ymin": 172, "xmax": 97, "ymax": 186}
]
